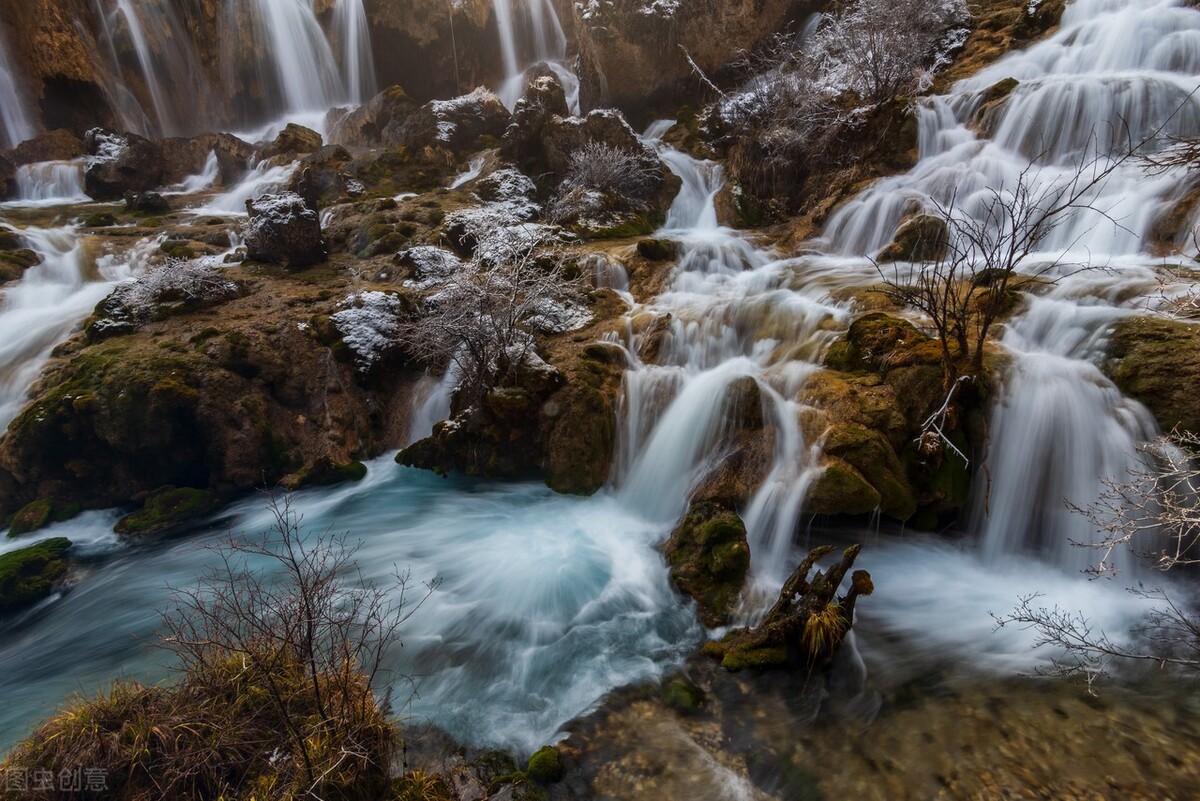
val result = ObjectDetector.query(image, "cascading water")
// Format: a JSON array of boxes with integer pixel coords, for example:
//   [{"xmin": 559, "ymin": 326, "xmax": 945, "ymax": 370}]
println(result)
[
  {"xmin": 492, "ymin": 0, "xmax": 580, "ymax": 113},
  {"xmin": 0, "ymin": 226, "xmax": 145, "ymax": 427},
  {"xmin": 819, "ymin": 0, "xmax": 1200, "ymax": 569},
  {"xmin": 7, "ymin": 162, "xmax": 90, "ymax": 206},
  {"xmin": 332, "ymin": 0, "xmax": 377, "ymax": 104},
  {"xmin": 612, "ymin": 136, "xmax": 849, "ymax": 592},
  {"xmin": 0, "ymin": 33, "xmax": 34, "ymax": 148}
]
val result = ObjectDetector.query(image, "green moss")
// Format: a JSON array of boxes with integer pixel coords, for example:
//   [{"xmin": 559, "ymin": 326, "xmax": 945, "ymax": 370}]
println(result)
[
  {"xmin": 1105, "ymin": 316, "xmax": 1200, "ymax": 436},
  {"xmin": 824, "ymin": 313, "xmax": 932, "ymax": 374},
  {"xmin": 526, "ymin": 747, "xmax": 563, "ymax": 784},
  {"xmin": 636, "ymin": 237, "xmax": 676, "ymax": 261},
  {"xmin": 83, "ymin": 212, "xmax": 117, "ymax": 228},
  {"xmin": 0, "ymin": 537, "xmax": 71, "ymax": 615},
  {"xmin": 806, "ymin": 461, "xmax": 881, "ymax": 517},
  {"xmin": 297, "ymin": 460, "xmax": 369, "ymax": 488},
  {"xmin": 160, "ymin": 240, "xmax": 199, "ymax": 260},
  {"xmin": 8, "ymin": 499, "xmax": 54, "ymax": 538},
  {"xmin": 665, "ymin": 502, "xmax": 750, "ymax": 627},
  {"xmin": 720, "ymin": 645, "xmax": 789, "ymax": 672},
  {"xmin": 877, "ymin": 214, "xmax": 949, "ymax": 263},
  {"xmin": 115, "ymin": 487, "xmax": 219, "ymax": 538},
  {"xmin": 663, "ymin": 677, "xmax": 704, "ymax": 713},
  {"xmin": 978, "ymin": 77, "xmax": 1019, "ymax": 107}
]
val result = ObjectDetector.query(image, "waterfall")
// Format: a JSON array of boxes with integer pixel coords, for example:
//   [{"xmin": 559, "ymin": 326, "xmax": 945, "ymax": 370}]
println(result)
[
  {"xmin": 0, "ymin": 226, "xmax": 144, "ymax": 427},
  {"xmin": 813, "ymin": 0, "xmax": 1200, "ymax": 569},
  {"xmin": 0, "ymin": 31, "xmax": 34, "ymax": 148},
  {"xmin": 612, "ymin": 140, "xmax": 849, "ymax": 591},
  {"xmin": 9, "ymin": 161, "xmax": 89, "ymax": 206},
  {"xmin": 332, "ymin": 0, "xmax": 377, "ymax": 104},
  {"xmin": 492, "ymin": 0, "xmax": 580, "ymax": 112}
]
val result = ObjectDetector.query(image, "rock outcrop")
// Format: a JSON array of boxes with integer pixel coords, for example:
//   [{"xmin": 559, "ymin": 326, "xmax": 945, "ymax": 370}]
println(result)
[
  {"xmin": 243, "ymin": 193, "xmax": 326, "ymax": 269},
  {"xmin": 1104, "ymin": 315, "xmax": 1200, "ymax": 437}
]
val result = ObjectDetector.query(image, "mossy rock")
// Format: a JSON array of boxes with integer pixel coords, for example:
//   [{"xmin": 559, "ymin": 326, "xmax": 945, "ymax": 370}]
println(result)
[
  {"xmin": 115, "ymin": 486, "xmax": 220, "ymax": 538},
  {"xmin": 876, "ymin": 214, "xmax": 949, "ymax": 263},
  {"xmin": 637, "ymin": 237, "xmax": 675, "ymax": 261},
  {"xmin": 719, "ymin": 644, "xmax": 789, "ymax": 672},
  {"xmin": 664, "ymin": 501, "xmax": 751, "ymax": 627},
  {"xmin": 823, "ymin": 313, "xmax": 934, "ymax": 374},
  {"xmin": 8, "ymin": 499, "xmax": 54, "ymax": 538},
  {"xmin": 526, "ymin": 746, "xmax": 564, "ymax": 784},
  {"xmin": 1105, "ymin": 316, "xmax": 1200, "ymax": 436},
  {"xmin": 978, "ymin": 77, "xmax": 1019, "ymax": 107},
  {"xmin": 662, "ymin": 676, "xmax": 704, "ymax": 714},
  {"xmin": 294, "ymin": 460, "xmax": 368, "ymax": 488},
  {"xmin": 0, "ymin": 537, "xmax": 71, "ymax": 615},
  {"xmin": 82, "ymin": 212, "xmax": 117, "ymax": 228},
  {"xmin": 806, "ymin": 460, "xmax": 881, "ymax": 517},
  {"xmin": 823, "ymin": 424, "xmax": 916, "ymax": 520}
]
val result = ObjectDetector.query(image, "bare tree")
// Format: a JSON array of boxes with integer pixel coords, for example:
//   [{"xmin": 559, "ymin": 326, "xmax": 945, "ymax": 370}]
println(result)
[
  {"xmin": 162, "ymin": 491, "xmax": 439, "ymax": 796},
  {"xmin": 396, "ymin": 227, "xmax": 585, "ymax": 404},
  {"xmin": 994, "ymin": 431, "xmax": 1200, "ymax": 689},
  {"xmin": 875, "ymin": 142, "xmax": 1135, "ymax": 387}
]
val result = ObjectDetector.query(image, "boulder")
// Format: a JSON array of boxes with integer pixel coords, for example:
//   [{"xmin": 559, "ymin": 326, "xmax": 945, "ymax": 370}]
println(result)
[
  {"xmin": 157, "ymin": 133, "xmax": 255, "ymax": 186},
  {"xmin": 0, "ymin": 537, "xmax": 71, "ymax": 616},
  {"xmin": 664, "ymin": 501, "xmax": 751, "ymax": 627},
  {"xmin": 243, "ymin": 192, "xmax": 326, "ymax": 269},
  {"xmin": 1105, "ymin": 315, "xmax": 1200, "ymax": 436},
  {"xmin": 7, "ymin": 128, "xmax": 84, "ymax": 165},
  {"xmin": 114, "ymin": 486, "xmax": 221, "ymax": 538},
  {"xmin": 500, "ymin": 75, "xmax": 570, "ymax": 168},
  {"xmin": 877, "ymin": 213, "xmax": 950, "ymax": 263},
  {"xmin": 83, "ymin": 129, "xmax": 164, "ymax": 199},
  {"xmin": 262, "ymin": 123, "xmax": 323, "ymax": 159},
  {"xmin": 327, "ymin": 85, "xmax": 421, "ymax": 149},
  {"xmin": 124, "ymin": 190, "xmax": 170, "ymax": 214},
  {"xmin": 290, "ymin": 145, "xmax": 353, "ymax": 210},
  {"xmin": 394, "ymin": 87, "xmax": 511, "ymax": 154}
]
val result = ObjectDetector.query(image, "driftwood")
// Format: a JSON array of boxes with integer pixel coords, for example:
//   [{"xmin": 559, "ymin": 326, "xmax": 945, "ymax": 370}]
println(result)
[{"xmin": 703, "ymin": 544, "xmax": 873, "ymax": 671}]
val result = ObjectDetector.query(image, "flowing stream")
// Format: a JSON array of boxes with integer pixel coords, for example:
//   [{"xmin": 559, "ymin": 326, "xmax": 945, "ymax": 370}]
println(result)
[{"xmin": 0, "ymin": 0, "xmax": 1195, "ymax": 763}]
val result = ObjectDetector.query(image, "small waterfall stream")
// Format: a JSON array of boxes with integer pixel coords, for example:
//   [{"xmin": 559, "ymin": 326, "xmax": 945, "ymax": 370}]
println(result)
[
  {"xmin": 492, "ymin": 0, "xmax": 580, "ymax": 112},
  {"xmin": 0, "ymin": 33, "xmax": 34, "ymax": 148}
]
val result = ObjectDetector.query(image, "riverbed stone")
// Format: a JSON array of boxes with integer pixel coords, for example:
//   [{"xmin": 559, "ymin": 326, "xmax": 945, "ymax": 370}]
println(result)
[{"xmin": 0, "ymin": 537, "xmax": 71, "ymax": 615}]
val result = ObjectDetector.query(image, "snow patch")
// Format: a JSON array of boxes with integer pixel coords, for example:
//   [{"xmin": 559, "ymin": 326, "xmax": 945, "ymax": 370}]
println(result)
[{"xmin": 331, "ymin": 291, "xmax": 403, "ymax": 370}]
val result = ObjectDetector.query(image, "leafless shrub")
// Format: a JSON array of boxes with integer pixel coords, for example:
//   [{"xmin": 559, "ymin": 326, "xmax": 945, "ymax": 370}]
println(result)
[
  {"xmin": 711, "ymin": 0, "xmax": 969, "ymax": 205},
  {"xmin": 562, "ymin": 141, "xmax": 659, "ymax": 200},
  {"xmin": 994, "ymin": 432, "xmax": 1200, "ymax": 689},
  {"xmin": 875, "ymin": 139, "xmax": 1133, "ymax": 387},
  {"xmin": 811, "ymin": 0, "xmax": 971, "ymax": 104},
  {"xmin": 397, "ymin": 227, "xmax": 585, "ymax": 403},
  {"xmin": 2, "ymin": 492, "xmax": 438, "ymax": 799},
  {"xmin": 90, "ymin": 258, "xmax": 243, "ymax": 338},
  {"xmin": 548, "ymin": 142, "xmax": 661, "ymax": 225}
]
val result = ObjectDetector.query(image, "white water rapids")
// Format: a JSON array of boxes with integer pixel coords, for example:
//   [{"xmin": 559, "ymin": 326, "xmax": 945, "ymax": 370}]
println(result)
[{"xmin": 0, "ymin": 0, "xmax": 1195, "ymax": 761}]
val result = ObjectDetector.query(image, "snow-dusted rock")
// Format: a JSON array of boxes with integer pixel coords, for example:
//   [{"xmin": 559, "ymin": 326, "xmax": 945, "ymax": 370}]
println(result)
[
  {"xmin": 242, "ymin": 191, "xmax": 325, "ymax": 269},
  {"xmin": 331, "ymin": 291, "xmax": 404, "ymax": 372}
]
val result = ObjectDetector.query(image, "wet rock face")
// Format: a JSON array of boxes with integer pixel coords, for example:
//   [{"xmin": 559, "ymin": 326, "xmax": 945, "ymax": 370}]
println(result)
[
  {"xmin": 243, "ymin": 192, "xmax": 326, "ymax": 269},
  {"xmin": 1105, "ymin": 315, "xmax": 1200, "ymax": 436},
  {"xmin": 83, "ymin": 129, "xmax": 164, "ymax": 200},
  {"xmin": 362, "ymin": 0, "xmax": 504, "ymax": 102},
  {"xmin": 80, "ymin": 129, "xmax": 252, "ymax": 199},
  {"xmin": 397, "ymin": 87, "xmax": 512, "ymax": 155}
]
